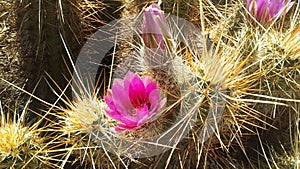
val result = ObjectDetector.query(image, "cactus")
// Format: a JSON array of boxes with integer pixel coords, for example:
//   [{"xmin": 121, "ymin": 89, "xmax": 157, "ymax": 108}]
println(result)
[
  {"xmin": 0, "ymin": 0, "xmax": 300, "ymax": 168},
  {"xmin": 15, "ymin": 0, "xmax": 82, "ymax": 109},
  {"xmin": 0, "ymin": 0, "xmax": 27, "ymax": 105},
  {"xmin": 0, "ymin": 102, "xmax": 51, "ymax": 168}
]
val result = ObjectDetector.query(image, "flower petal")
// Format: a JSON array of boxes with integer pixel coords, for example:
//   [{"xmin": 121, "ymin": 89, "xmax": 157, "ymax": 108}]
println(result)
[
  {"xmin": 268, "ymin": 0, "xmax": 285, "ymax": 17},
  {"xmin": 145, "ymin": 81, "xmax": 158, "ymax": 97},
  {"xmin": 115, "ymin": 123, "xmax": 136, "ymax": 132},
  {"xmin": 271, "ymin": 0, "xmax": 295, "ymax": 19},
  {"xmin": 158, "ymin": 97, "xmax": 167, "ymax": 110},
  {"xmin": 256, "ymin": 0, "xmax": 268, "ymax": 17},
  {"xmin": 136, "ymin": 104, "xmax": 150, "ymax": 124},
  {"xmin": 129, "ymin": 76, "xmax": 147, "ymax": 107},
  {"xmin": 105, "ymin": 108, "xmax": 123, "ymax": 121},
  {"xmin": 148, "ymin": 89, "xmax": 160, "ymax": 111},
  {"xmin": 112, "ymin": 83, "xmax": 134, "ymax": 114},
  {"xmin": 142, "ymin": 76, "xmax": 152, "ymax": 87},
  {"xmin": 105, "ymin": 108, "xmax": 138, "ymax": 126},
  {"xmin": 104, "ymin": 90, "xmax": 116, "ymax": 110},
  {"xmin": 119, "ymin": 116, "xmax": 137, "ymax": 126},
  {"xmin": 124, "ymin": 71, "xmax": 138, "ymax": 90}
]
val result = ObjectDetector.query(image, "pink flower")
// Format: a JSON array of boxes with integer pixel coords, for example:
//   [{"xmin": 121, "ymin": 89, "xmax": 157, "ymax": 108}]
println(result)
[
  {"xmin": 142, "ymin": 4, "xmax": 170, "ymax": 50},
  {"xmin": 104, "ymin": 72, "xmax": 166, "ymax": 132},
  {"xmin": 246, "ymin": 0, "xmax": 294, "ymax": 25},
  {"xmin": 142, "ymin": 4, "xmax": 173, "ymax": 66}
]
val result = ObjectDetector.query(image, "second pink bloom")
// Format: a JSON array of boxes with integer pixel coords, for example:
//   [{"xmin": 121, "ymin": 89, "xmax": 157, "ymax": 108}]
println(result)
[{"xmin": 246, "ymin": 0, "xmax": 294, "ymax": 25}]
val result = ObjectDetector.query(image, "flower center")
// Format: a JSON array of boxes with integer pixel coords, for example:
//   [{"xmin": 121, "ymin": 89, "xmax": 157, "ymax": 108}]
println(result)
[{"xmin": 132, "ymin": 97, "xmax": 151, "ymax": 110}]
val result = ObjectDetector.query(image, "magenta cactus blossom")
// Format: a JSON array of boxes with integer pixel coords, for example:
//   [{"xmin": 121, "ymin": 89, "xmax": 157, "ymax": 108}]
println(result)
[
  {"xmin": 104, "ymin": 72, "xmax": 166, "ymax": 132},
  {"xmin": 142, "ymin": 4, "xmax": 170, "ymax": 49},
  {"xmin": 246, "ymin": 0, "xmax": 294, "ymax": 25}
]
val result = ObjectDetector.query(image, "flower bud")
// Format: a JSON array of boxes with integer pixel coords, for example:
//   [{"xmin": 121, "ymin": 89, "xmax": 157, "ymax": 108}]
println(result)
[{"xmin": 246, "ymin": 0, "xmax": 294, "ymax": 25}]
